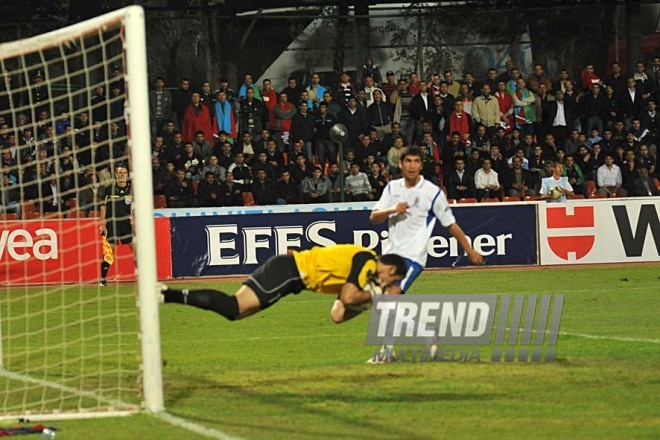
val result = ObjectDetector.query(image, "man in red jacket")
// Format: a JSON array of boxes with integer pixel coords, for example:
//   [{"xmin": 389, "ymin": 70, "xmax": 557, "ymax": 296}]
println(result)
[{"xmin": 182, "ymin": 91, "xmax": 214, "ymax": 143}]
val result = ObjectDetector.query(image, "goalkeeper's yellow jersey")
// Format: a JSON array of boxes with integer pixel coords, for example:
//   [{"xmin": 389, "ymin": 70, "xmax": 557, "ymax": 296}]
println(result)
[{"xmin": 292, "ymin": 245, "xmax": 377, "ymax": 295}]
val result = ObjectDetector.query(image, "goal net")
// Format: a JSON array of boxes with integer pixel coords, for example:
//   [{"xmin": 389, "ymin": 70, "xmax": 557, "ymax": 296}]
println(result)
[{"xmin": 0, "ymin": 6, "xmax": 162, "ymax": 420}]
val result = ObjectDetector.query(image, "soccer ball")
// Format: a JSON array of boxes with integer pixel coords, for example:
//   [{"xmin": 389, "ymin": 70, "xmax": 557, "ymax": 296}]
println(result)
[
  {"xmin": 346, "ymin": 281, "xmax": 383, "ymax": 312},
  {"xmin": 549, "ymin": 187, "xmax": 563, "ymax": 200}
]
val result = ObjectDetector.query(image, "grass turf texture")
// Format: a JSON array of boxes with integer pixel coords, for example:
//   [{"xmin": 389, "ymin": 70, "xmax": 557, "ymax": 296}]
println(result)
[{"xmin": 2, "ymin": 265, "xmax": 659, "ymax": 439}]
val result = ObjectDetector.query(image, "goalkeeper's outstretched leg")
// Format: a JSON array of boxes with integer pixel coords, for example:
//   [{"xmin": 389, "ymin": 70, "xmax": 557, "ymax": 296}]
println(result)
[{"xmin": 161, "ymin": 244, "xmax": 407, "ymax": 323}]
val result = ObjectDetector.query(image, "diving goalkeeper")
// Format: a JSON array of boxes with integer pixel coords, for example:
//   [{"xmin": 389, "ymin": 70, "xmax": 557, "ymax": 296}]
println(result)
[{"xmin": 160, "ymin": 244, "xmax": 407, "ymax": 323}]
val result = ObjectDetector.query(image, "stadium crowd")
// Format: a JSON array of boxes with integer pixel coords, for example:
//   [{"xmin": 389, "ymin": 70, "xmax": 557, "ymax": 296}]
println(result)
[{"xmin": 0, "ymin": 56, "xmax": 659, "ymax": 216}]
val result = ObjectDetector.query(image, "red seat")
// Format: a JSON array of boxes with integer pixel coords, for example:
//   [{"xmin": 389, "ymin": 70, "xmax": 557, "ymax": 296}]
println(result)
[
  {"xmin": 586, "ymin": 180, "xmax": 597, "ymax": 197},
  {"xmin": 22, "ymin": 201, "xmax": 38, "ymax": 219},
  {"xmin": 481, "ymin": 197, "xmax": 501, "ymax": 203},
  {"xmin": 87, "ymin": 210, "xmax": 101, "ymax": 218},
  {"xmin": 589, "ymin": 193, "xmax": 607, "ymax": 199},
  {"xmin": 446, "ymin": 198, "xmax": 457, "ymax": 205},
  {"xmin": 524, "ymin": 196, "xmax": 541, "ymax": 201},
  {"xmin": 66, "ymin": 210, "xmax": 87, "ymax": 219},
  {"xmin": 43, "ymin": 212, "xmax": 63, "ymax": 220},
  {"xmin": 67, "ymin": 198, "xmax": 77, "ymax": 209},
  {"xmin": 23, "ymin": 211, "xmax": 41, "ymax": 220},
  {"xmin": 0, "ymin": 212, "xmax": 19, "ymax": 221},
  {"xmin": 153, "ymin": 195, "xmax": 167, "ymax": 209},
  {"xmin": 242, "ymin": 191, "xmax": 255, "ymax": 206},
  {"xmin": 568, "ymin": 194, "xmax": 585, "ymax": 200},
  {"xmin": 458, "ymin": 198, "xmax": 478, "ymax": 204},
  {"xmin": 503, "ymin": 196, "xmax": 522, "ymax": 202}
]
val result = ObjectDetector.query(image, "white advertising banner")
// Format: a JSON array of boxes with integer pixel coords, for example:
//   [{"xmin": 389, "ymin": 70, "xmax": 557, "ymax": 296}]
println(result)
[{"xmin": 538, "ymin": 198, "xmax": 660, "ymax": 265}]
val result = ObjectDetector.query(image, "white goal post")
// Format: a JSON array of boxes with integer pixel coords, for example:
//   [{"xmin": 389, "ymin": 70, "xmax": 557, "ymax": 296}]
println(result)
[{"xmin": 0, "ymin": 5, "xmax": 163, "ymax": 419}]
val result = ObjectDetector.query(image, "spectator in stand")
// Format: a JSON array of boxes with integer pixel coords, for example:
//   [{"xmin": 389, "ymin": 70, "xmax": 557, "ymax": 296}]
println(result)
[
  {"xmin": 149, "ymin": 77, "xmax": 173, "ymax": 138},
  {"xmin": 472, "ymin": 84, "xmax": 500, "ymax": 136},
  {"xmin": 213, "ymin": 91, "xmax": 238, "ymax": 141},
  {"xmin": 219, "ymin": 172, "xmax": 244, "ymax": 206},
  {"xmin": 368, "ymin": 89, "xmax": 392, "ymax": 141},
  {"xmin": 165, "ymin": 169, "xmax": 197, "ymax": 208},
  {"xmin": 359, "ymin": 57, "xmax": 382, "ymax": 86},
  {"xmin": 275, "ymin": 169, "xmax": 301, "ymax": 204},
  {"xmin": 474, "ymin": 158, "xmax": 501, "ymax": 201},
  {"xmin": 466, "ymin": 148, "xmax": 483, "ymax": 176},
  {"xmin": 446, "ymin": 157, "xmax": 476, "ymax": 200},
  {"xmin": 289, "ymin": 153, "xmax": 312, "ymax": 184},
  {"xmin": 603, "ymin": 85, "xmax": 621, "ymax": 129},
  {"xmin": 182, "ymin": 91, "xmax": 214, "ymax": 143},
  {"xmin": 290, "ymin": 101, "xmax": 315, "ymax": 161},
  {"xmin": 237, "ymin": 74, "xmax": 262, "ymax": 101},
  {"xmin": 443, "ymin": 70, "xmax": 460, "ymax": 97},
  {"xmin": 336, "ymin": 72, "xmax": 356, "ymax": 109},
  {"xmin": 260, "ymin": 79, "xmax": 278, "ymax": 131},
  {"xmin": 235, "ymin": 131, "xmax": 256, "ymax": 163},
  {"xmin": 251, "ymin": 169, "xmax": 277, "ymax": 205},
  {"xmin": 640, "ymin": 100, "xmax": 658, "ymax": 148},
  {"xmin": 216, "ymin": 141, "xmax": 234, "ymax": 170},
  {"xmin": 381, "ymin": 71, "xmax": 398, "ymax": 102},
  {"xmin": 489, "ymin": 144, "xmax": 507, "ymax": 176},
  {"xmin": 200, "ymin": 81, "xmax": 215, "ymax": 118},
  {"xmin": 339, "ymin": 96, "xmax": 368, "ymax": 150},
  {"xmin": 596, "ymin": 153, "xmax": 627, "ymax": 197},
  {"xmin": 634, "ymin": 61, "xmax": 654, "ymax": 100},
  {"xmin": 227, "ymin": 152, "xmax": 252, "ymax": 192},
  {"xmin": 197, "ymin": 171, "xmax": 221, "ymax": 207},
  {"xmin": 472, "ymin": 124, "xmax": 490, "ymax": 154},
  {"xmin": 409, "ymin": 80, "xmax": 431, "ymax": 143},
  {"xmin": 238, "ymin": 87, "xmax": 265, "ymax": 138},
  {"xmin": 604, "ymin": 62, "xmax": 627, "ymax": 99},
  {"xmin": 390, "ymin": 78, "xmax": 415, "ymax": 144},
  {"xmin": 620, "ymin": 77, "xmax": 645, "ymax": 129},
  {"xmin": 252, "ymin": 151, "xmax": 277, "ymax": 182},
  {"xmin": 301, "ymin": 166, "xmax": 330, "ymax": 203},
  {"xmin": 172, "ymin": 78, "xmax": 191, "ymax": 130},
  {"xmin": 273, "ymin": 92, "xmax": 296, "ymax": 148},
  {"xmin": 622, "ymin": 149, "xmax": 642, "ymax": 195},
  {"xmin": 504, "ymin": 156, "xmax": 535, "ymax": 198},
  {"xmin": 563, "ymin": 154, "xmax": 585, "ymax": 195},
  {"xmin": 581, "ymin": 83, "xmax": 607, "ymax": 136},
  {"xmin": 409, "ymin": 71, "xmax": 421, "ymax": 95},
  {"xmin": 345, "ymin": 162, "xmax": 373, "ymax": 201},
  {"xmin": 579, "ymin": 63, "xmax": 600, "ymax": 92},
  {"xmin": 512, "ymin": 78, "xmax": 536, "ymax": 137},
  {"xmin": 192, "ymin": 130, "xmax": 213, "ymax": 163},
  {"xmin": 457, "ymin": 83, "xmax": 475, "ymax": 116},
  {"xmin": 313, "ymin": 102, "xmax": 337, "ymax": 165},
  {"xmin": 442, "ymin": 131, "xmax": 467, "ymax": 177},
  {"xmin": 368, "ymin": 161, "xmax": 388, "ymax": 200},
  {"xmin": 178, "ymin": 141, "xmax": 203, "ymax": 180},
  {"xmin": 553, "ymin": 68, "xmax": 571, "ymax": 94},
  {"xmin": 152, "ymin": 157, "xmax": 170, "ymax": 196},
  {"xmin": 282, "ymin": 76, "xmax": 301, "ymax": 107},
  {"xmin": 321, "ymin": 92, "xmax": 342, "ymax": 121},
  {"xmin": 449, "ymin": 100, "xmax": 474, "ymax": 144},
  {"xmin": 527, "ymin": 63, "xmax": 553, "ymax": 94},
  {"xmin": 199, "ymin": 155, "xmax": 226, "ymax": 182},
  {"xmin": 637, "ymin": 144, "xmax": 656, "ymax": 176},
  {"xmin": 495, "ymin": 80, "xmax": 513, "ymax": 131},
  {"xmin": 632, "ymin": 167, "xmax": 658, "ymax": 196},
  {"xmin": 386, "ymin": 135, "xmax": 405, "ymax": 177}
]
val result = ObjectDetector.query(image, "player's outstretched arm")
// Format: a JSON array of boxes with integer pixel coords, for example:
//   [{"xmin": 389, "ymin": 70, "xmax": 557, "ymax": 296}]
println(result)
[
  {"xmin": 330, "ymin": 299, "xmax": 364, "ymax": 323},
  {"xmin": 370, "ymin": 202, "xmax": 409, "ymax": 224},
  {"xmin": 447, "ymin": 223, "xmax": 483, "ymax": 265}
]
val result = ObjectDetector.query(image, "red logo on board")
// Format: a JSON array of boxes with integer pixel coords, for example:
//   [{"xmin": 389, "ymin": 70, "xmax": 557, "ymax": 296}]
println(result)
[{"xmin": 546, "ymin": 206, "xmax": 595, "ymax": 260}]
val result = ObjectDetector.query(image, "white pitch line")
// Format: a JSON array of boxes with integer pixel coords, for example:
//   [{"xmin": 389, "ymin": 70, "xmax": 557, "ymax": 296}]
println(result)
[
  {"xmin": 559, "ymin": 331, "xmax": 660, "ymax": 344},
  {"xmin": 151, "ymin": 411, "xmax": 242, "ymax": 440}
]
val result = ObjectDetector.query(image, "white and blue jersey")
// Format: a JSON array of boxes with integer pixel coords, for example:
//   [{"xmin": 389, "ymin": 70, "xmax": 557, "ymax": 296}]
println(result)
[
  {"xmin": 373, "ymin": 176, "xmax": 456, "ymax": 292},
  {"xmin": 539, "ymin": 176, "xmax": 573, "ymax": 203}
]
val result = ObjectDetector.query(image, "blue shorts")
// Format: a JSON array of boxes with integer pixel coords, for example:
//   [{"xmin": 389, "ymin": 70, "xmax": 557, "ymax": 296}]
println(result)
[{"xmin": 394, "ymin": 258, "xmax": 424, "ymax": 293}]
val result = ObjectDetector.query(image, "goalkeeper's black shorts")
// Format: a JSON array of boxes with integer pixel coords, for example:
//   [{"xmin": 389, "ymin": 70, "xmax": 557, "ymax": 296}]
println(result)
[
  {"xmin": 244, "ymin": 254, "xmax": 304, "ymax": 310},
  {"xmin": 106, "ymin": 219, "xmax": 132, "ymax": 245}
]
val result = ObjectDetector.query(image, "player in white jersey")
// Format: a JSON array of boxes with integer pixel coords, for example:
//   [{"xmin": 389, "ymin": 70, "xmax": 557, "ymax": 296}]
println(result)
[
  {"xmin": 539, "ymin": 162, "xmax": 574, "ymax": 203},
  {"xmin": 371, "ymin": 146, "xmax": 483, "ymax": 294}
]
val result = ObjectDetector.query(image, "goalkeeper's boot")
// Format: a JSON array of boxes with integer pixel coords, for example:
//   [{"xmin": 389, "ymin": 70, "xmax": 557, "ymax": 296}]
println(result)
[{"xmin": 99, "ymin": 278, "xmax": 107, "ymax": 287}]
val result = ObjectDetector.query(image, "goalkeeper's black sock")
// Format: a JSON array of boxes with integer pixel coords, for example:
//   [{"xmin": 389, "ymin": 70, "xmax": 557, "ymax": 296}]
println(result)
[
  {"xmin": 164, "ymin": 288, "xmax": 239, "ymax": 321},
  {"xmin": 101, "ymin": 261, "xmax": 111, "ymax": 279}
]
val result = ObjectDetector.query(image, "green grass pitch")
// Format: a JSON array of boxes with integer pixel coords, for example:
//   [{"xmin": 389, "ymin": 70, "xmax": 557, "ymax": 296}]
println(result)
[{"xmin": 2, "ymin": 265, "xmax": 659, "ymax": 439}]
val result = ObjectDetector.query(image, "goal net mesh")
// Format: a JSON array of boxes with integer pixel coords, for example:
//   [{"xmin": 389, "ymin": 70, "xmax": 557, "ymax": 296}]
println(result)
[{"xmin": 0, "ymin": 8, "xmax": 153, "ymax": 418}]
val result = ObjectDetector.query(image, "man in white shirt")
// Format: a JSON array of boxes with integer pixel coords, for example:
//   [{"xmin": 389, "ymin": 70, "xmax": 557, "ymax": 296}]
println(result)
[
  {"xmin": 474, "ymin": 158, "xmax": 501, "ymax": 201},
  {"xmin": 540, "ymin": 163, "xmax": 574, "ymax": 203},
  {"xmin": 370, "ymin": 146, "xmax": 482, "ymax": 295},
  {"xmin": 596, "ymin": 153, "xmax": 628, "ymax": 197}
]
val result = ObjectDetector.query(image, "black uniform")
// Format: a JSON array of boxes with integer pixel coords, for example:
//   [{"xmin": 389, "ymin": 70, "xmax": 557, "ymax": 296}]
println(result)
[{"xmin": 103, "ymin": 182, "xmax": 132, "ymax": 244}]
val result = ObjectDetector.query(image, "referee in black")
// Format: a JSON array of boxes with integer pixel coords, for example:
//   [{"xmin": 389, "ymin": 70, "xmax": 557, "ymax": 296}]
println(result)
[{"xmin": 99, "ymin": 165, "xmax": 135, "ymax": 286}]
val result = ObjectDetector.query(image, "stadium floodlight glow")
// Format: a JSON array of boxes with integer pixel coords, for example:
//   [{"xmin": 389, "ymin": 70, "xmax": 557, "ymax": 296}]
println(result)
[{"xmin": 0, "ymin": 6, "xmax": 163, "ymax": 420}]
